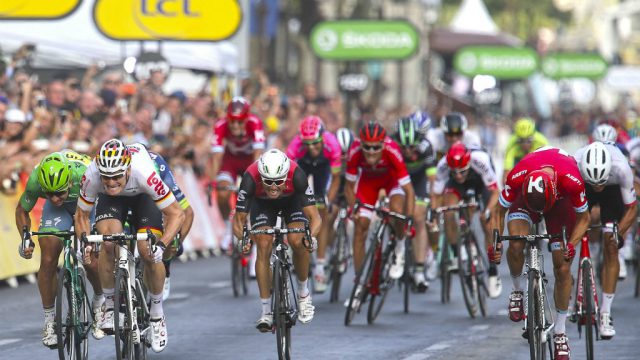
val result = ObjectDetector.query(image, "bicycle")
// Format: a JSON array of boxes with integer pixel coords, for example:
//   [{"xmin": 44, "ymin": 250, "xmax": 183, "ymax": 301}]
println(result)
[
  {"xmin": 218, "ymin": 184, "xmax": 250, "ymax": 298},
  {"xmin": 569, "ymin": 222, "xmax": 619, "ymax": 360},
  {"xmin": 493, "ymin": 225, "xmax": 567, "ymax": 360},
  {"xmin": 344, "ymin": 201, "xmax": 409, "ymax": 326},
  {"xmin": 400, "ymin": 233, "xmax": 415, "ymax": 314},
  {"xmin": 327, "ymin": 197, "xmax": 351, "ymax": 303},
  {"xmin": 432, "ymin": 198, "xmax": 489, "ymax": 318},
  {"xmin": 241, "ymin": 216, "xmax": 313, "ymax": 360},
  {"xmin": 24, "ymin": 228, "xmax": 91, "ymax": 360},
  {"xmin": 84, "ymin": 230, "xmax": 157, "ymax": 360}
]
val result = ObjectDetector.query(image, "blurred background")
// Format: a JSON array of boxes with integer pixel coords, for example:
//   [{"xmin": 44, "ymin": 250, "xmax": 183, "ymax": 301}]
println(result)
[{"xmin": 1, "ymin": 0, "xmax": 640, "ymax": 281}]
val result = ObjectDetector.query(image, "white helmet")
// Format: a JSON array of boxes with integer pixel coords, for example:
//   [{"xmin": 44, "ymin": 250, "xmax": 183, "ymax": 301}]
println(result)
[
  {"xmin": 592, "ymin": 124, "xmax": 617, "ymax": 143},
  {"xmin": 579, "ymin": 142, "xmax": 612, "ymax": 185},
  {"xmin": 336, "ymin": 128, "xmax": 354, "ymax": 154},
  {"xmin": 258, "ymin": 149, "xmax": 290, "ymax": 180},
  {"xmin": 96, "ymin": 139, "xmax": 131, "ymax": 176}
]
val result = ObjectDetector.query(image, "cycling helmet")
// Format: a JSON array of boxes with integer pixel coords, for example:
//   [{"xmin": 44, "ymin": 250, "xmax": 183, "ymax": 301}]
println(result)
[
  {"xmin": 37, "ymin": 152, "xmax": 72, "ymax": 193},
  {"xmin": 336, "ymin": 128, "xmax": 354, "ymax": 154},
  {"xmin": 440, "ymin": 112, "xmax": 468, "ymax": 135},
  {"xmin": 514, "ymin": 117, "xmax": 536, "ymax": 139},
  {"xmin": 359, "ymin": 121, "xmax": 386, "ymax": 142},
  {"xmin": 299, "ymin": 115, "xmax": 324, "ymax": 141},
  {"xmin": 410, "ymin": 110, "xmax": 432, "ymax": 135},
  {"xmin": 258, "ymin": 149, "xmax": 290, "ymax": 180},
  {"xmin": 396, "ymin": 117, "xmax": 420, "ymax": 147},
  {"xmin": 579, "ymin": 142, "xmax": 612, "ymax": 185},
  {"xmin": 522, "ymin": 170, "xmax": 557, "ymax": 213},
  {"xmin": 592, "ymin": 124, "xmax": 617, "ymax": 143},
  {"xmin": 226, "ymin": 96, "xmax": 250, "ymax": 121},
  {"xmin": 446, "ymin": 141, "xmax": 471, "ymax": 170},
  {"xmin": 96, "ymin": 139, "xmax": 131, "ymax": 177}
]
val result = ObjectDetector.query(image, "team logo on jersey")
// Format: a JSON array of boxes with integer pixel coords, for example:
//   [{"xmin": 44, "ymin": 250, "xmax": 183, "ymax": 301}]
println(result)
[
  {"xmin": 504, "ymin": 184, "xmax": 511, "ymax": 197},
  {"xmin": 580, "ymin": 191, "xmax": 586, "ymax": 203},
  {"xmin": 238, "ymin": 190, "xmax": 247, "ymax": 202},
  {"xmin": 527, "ymin": 176, "xmax": 544, "ymax": 194},
  {"xmin": 305, "ymin": 186, "xmax": 314, "ymax": 196},
  {"xmin": 565, "ymin": 173, "xmax": 582, "ymax": 186},
  {"xmin": 511, "ymin": 169, "xmax": 527, "ymax": 180},
  {"xmin": 146, "ymin": 171, "xmax": 167, "ymax": 197}
]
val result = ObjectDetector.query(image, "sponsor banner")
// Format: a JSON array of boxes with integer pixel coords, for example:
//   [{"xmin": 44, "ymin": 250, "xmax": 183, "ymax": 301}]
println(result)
[
  {"xmin": 454, "ymin": 46, "xmax": 539, "ymax": 79},
  {"xmin": 0, "ymin": 0, "xmax": 81, "ymax": 20},
  {"xmin": 541, "ymin": 53, "xmax": 608, "ymax": 80},
  {"xmin": 93, "ymin": 0, "xmax": 242, "ymax": 41}
]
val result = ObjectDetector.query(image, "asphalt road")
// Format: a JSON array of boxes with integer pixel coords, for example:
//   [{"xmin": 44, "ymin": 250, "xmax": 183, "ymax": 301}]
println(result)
[{"xmin": 1, "ymin": 249, "xmax": 638, "ymax": 360}]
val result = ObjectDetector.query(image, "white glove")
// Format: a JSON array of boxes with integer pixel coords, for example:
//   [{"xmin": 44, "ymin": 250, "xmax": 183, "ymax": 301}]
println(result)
[
  {"xmin": 152, "ymin": 243, "xmax": 165, "ymax": 263},
  {"xmin": 82, "ymin": 246, "xmax": 93, "ymax": 265}
]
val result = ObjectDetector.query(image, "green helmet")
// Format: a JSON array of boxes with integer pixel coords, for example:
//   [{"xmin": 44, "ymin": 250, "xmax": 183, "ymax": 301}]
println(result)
[
  {"xmin": 514, "ymin": 117, "xmax": 536, "ymax": 139},
  {"xmin": 395, "ymin": 116, "xmax": 419, "ymax": 147},
  {"xmin": 37, "ymin": 152, "xmax": 72, "ymax": 193}
]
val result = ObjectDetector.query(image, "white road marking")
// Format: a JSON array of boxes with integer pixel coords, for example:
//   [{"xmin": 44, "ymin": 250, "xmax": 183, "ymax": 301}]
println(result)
[
  {"xmin": 0, "ymin": 339, "xmax": 20, "ymax": 347},
  {"xmin": 400, "ymin": 325, "xmax": 490, "ymax": 360},
  {"xmin": 208, "ymin": 281, "xmax": 230, "ymax": 289},
  {"xmin": 167, "ymin": 292, "xmax": 190, "ymax": 300}
]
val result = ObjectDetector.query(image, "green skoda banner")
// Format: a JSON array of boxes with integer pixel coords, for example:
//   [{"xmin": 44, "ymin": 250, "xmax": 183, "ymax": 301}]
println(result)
[
  {"xmin": 454, "ymin": 46, "xmax": 539, "ymax": 79},
  {"xmin": 310, "ymin": 21, "xmax": 418, "ymax": 60},
  {"xmin": 541, "ymin": 53, "xmax": 608, "ymax": 80}
]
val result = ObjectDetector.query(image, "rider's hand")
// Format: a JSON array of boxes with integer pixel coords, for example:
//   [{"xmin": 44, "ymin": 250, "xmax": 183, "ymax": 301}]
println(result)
[
  {"xmin": 18, "ymin": 242, "xmax": 34, "ymax": 259},
  {"xmin": 483, "ymin": 209, "xmax": 491, "ymax": 223},
  {"xmin": 152, "ymin": 242, "xmax": 166, "ymax": 263},
  {"xmin": 81, "ymin": 245, "xmax": 93, "ymax": 265},
  {"xmin": 563, "ymin": 242, "xmax": 576, "ymax": 262},
  {"xmin": 404, "ymin": 219, "xmax": 416, "ymax": 238},
  {"xmin": 488, "ymin": 242, "xmax": 503, "ymax": 264},
  {"xmin": 305, "ymin": 236, "xmax": 318, "ymax": 252}
]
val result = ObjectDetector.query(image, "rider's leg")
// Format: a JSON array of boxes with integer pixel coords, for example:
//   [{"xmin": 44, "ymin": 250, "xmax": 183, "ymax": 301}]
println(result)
[
  {"xmin": 314, "ymin": 205, "xmax": 330, "ymax": 284},
  {"xmin": 353, "ymin": 215, "xmax": 372, "ymax": 273},
  {"xmin": 96, "ymin": 218, "xmax": 124, "ymax": 308},
  {"xmin": 551, "ymin": 247, "xmax": 573, "ymax": 334},
  {"xmin": 287, "ymin": 221, "xmax": 311, "ymax": 296},
  {"xmin": 413, "ymin": 203, "xmax": 428, "ymax": 277},
  {"xmin": 443, "ymin": 192, "xmax": 460, "ymax": 249},
  {"xmin": 37, "ymin": 236, "xmax": 63, "ymax": 318}
]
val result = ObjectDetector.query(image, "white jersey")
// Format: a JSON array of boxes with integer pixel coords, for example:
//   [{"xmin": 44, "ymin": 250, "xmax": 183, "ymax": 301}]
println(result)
[
  {"xmin": 427, "ymin": 128, "xmax": 482, "ymax": 157},
  {"xmin": 626, "ymin": 137, "xmax": 640, "ymax": 167},
  {"xmin": 78, "ymin": 143, "xmax": 176, "ymax": 211},
  {"xmin": 433, "ymin": 147, "xmax": 498, "ymax": 195},
  {"xmin": 574, "ymin": 143, "xmax": 636, "ymax": 205}
]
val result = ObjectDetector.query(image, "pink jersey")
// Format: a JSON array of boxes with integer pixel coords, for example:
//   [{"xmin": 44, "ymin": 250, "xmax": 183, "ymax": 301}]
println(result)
[
  {"xmin": 345, "ymin": 137, "xmax": 411, "ymax": 186},
  {"xmin": 211, "ymin": 114, "xmax": 265, "ymax": 155},
  {"xmin": 286, "ymin": 132, "xmax": 342, "ymax": 170},
  {"xmin": 500, "ymin": 146, "xmax": 588, "ymax": 213}
]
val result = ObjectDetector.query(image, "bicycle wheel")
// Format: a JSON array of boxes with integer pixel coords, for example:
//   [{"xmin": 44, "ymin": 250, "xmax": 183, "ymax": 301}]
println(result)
[
  {"xmin": 582, "ymin": 261, "xmax": 595, "ymax": 360},
  {"xmin": 527, "ymin": 270, "xmax": 545, "ymax": 360},
  {"xmin": 472, "ymin": 238, "xmax": 489, "ymax": 318},
  {"xmin": 55, "ymin": 268, "xmax": 85, "ymax": 360},
  {"xmin": 231, "ymin": 248, "xmax": 241, "ymax": 297},
  {"xmin": 440, "ymin": 242, "xmax": 451, "ymax": 304},
  {"xmin": 329, "ymin": 221, "xmax": 347, "ymax": 303},
  {"xmin": 344, "ymin": 241, "xmax": 376, "ymax": 326},
  {"xmin": 273, "ymin": 263, "xmax": 291, "ymax": 360},
  {"xmin": 133, "ymin": 279, "xmax": 148, "ymax": 360},
  {"xmin": 114, "ymin": 267, "xmax": 135, "ymax": 360},
  {"xmin": 403, "ymin": 241, "xmax": 413, "ymax": 314},
  {"xmin": 367, "ymin": 243, "xmax": 395, "ymax": 324},
  {"xmin": 458, "ymin": 237, "xmax": 478, "ymax": 318}
]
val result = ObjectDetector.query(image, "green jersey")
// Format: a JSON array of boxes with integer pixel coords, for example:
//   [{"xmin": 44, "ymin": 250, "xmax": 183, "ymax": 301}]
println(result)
[{"xmin": 19, "ymin": 150, "xmax": 91, "ymax": 212}]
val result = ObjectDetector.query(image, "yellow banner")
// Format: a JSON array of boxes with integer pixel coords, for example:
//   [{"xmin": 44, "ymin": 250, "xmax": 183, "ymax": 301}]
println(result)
[
  {"xmin": 0, "ymin": 0, "xmax": 81, "ymax": 19},
  {"xmin": 93, "ymin": 0, "xmax": 242, "ymax": 41}
]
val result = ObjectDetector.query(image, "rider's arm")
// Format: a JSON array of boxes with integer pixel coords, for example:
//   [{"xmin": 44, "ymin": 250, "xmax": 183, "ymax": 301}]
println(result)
[
  {"xmin": 74, "ymin": 207, "xmax": 92, "ymax": 240},
  {"xmin": 179, "ymin": 205, "xmax": 195, "ymax": 240},
  {"xmin": 233, "ymin": 211, "xmax": 248, "ymax": 240},
  {"xmin": 491, "ymin": 203, "xmax": 508, "ymax": 236},
  {"xmin": 15, "ymin": 202, "xmax": 31, "ymax": 235},
  {"xmin": 345, "ymin": 180, "xmax": 356, "ymax": 208},
  {"xmin": 344, "ymin": 150, "xmax": 359, "ymax": 208},
  {"xmin": 159, "ymin": 201, "xmax": 185, "ymax": 247},
  {"xmin": 402, "ymin": 181, "xmax": 416, "ymax": 219},
  {"xmin": 569, "ymin": 210, "xmax": 590, "ymax": 247},
  {"xmin": 232, "ymin": 171, "xmax": 256, "ymax": 239},
  {"xmin": 326, "ymin": 172, "xmax": 340, "ymax": 204},
  {"xmin": 302, "ymin": 205, "xmax": 322, "ymax": 238},
  {"xmin": 208, "ymin": 152, "xmax": 224, "ymax": 183},
  {"xmin": 618, "ymin": 204, "xmax": 637, "ymax": 237}
]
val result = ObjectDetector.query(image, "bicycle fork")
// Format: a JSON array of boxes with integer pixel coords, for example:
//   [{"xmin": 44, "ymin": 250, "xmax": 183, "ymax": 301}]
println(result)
[
  {"xmin": 118, "ymin": 246, "xmax": 141, "ymax": 344},
  {"xmin": 523, "ymin": 244, "xmax": 554, "ymax": 343}
]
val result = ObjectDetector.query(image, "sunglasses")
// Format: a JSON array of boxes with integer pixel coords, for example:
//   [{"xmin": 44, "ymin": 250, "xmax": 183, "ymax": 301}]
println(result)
[
  {"xmin": 101, "ymin": 173, "xmax": 125, "ymax": 181},
  {"xmin": 303, "ymin": 138, "xmax": 323, "ymax": 146},
  {"xmin": 262, "ymin": 178, "xmax": 286, "ymax": 186},
  {"xmin": 362, "ymin": 144, "xmax": 383, "ymax": 152},
  {"xmin": 452, "ymin": 168, "xmax": 470, "ymax": 175},
  {"xmin": 517, "ymin": 138, "xmax": 533, "ymax": 144},
  {"xmin": 45, "ymin": 189, "xmax": 68, "ymax": 197}
]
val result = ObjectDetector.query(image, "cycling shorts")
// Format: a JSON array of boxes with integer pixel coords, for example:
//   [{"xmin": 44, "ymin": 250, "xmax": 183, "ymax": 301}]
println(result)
[
  {"xmin": 444, "ymin": 178, "xmax": 490, "ymax": 209},
  {"xmin": 410, "ymin": 172, "xmax": 429, "ymax": 199},
  {"xmin": 95, "ymin": 193, "xmax": 163, "ymax": 233},
  {"xmin": 506, "ymin": 195, "xmax": 577, "ymax": 245},
  {"xmin": 586, "ymin": 184, "xmax": 624, "ymax": 224},
  {"xmin": 248, "ymin": 197, "xmax": 308, "ymax": 230},
  {"xmin": 355, "ymin": 176, "xmax": 404, "ymax": 219},
  {"xmin": 217, "ymin": 152, "xmax": 254, "ymax": 184},
  {"xmin": 298, "ymin": 162, "xmax": 331, "ymax": 205},
  {"xmin": 39, "ymin": 201, "xmax": 77, "ymax": 233}
]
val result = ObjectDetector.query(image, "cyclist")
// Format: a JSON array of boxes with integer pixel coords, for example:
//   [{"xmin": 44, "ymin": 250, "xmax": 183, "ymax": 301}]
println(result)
[
  {"xmin": 232, "ymin": 149, "xmax": 321, "ymax": 332},
  {"xmin": 15, "ymin": 150, "xmax": 105, "ymax": 347},
  {"xmin": 392, "ymin": 116, "xmax": 436, "ymax": 291},
  {"xmin": 336, "ymin": 127, "xmax": 355, "ymax": 156},
  {"xmin": 427, "ymin": 112, "xmax": 481, "ymax": 160},
  {"xmin": 431, "ymin": 142, "xmax": 502, "ymax": 297},
  {"xmin": 286, "ymin": 116, "xmax": 342, "ymax": 293},
  {"xmin": 592, "ymin": 123, "xmax": 629, "ymax": 157},
  {"xmin": 503, "ymin": 117, "xmax": 548, "ymax": 181},
  {"xmin": 209, "ymin": 96, "xmax": 265, "ymax": 252},
  {"xmin": 148, "ymin": 151, "xmax": 195, "ymax": 301},
  {"xmin": 410, "ymin": 110, "xmax": 432, "ymax": 137},
  {"xmin": 573, "ymin": 142, "xmax": 637, "ymax": 339},
  {"xmin": 75, "ymin": 139, "xmax": 185, "ymax": 353},
  {"xmin": 489, "ymin": 146, "xmax": 591, "ymax": 360},
  {"xmin": 345, "ymin": 122, "xmax": 415, "ymax": 288}
]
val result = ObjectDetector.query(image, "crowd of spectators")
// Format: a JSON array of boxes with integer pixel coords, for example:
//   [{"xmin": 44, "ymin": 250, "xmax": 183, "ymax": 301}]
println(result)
[{"xmin": 2, "ymin": 42, "xmax": 639, "ymax": 196}]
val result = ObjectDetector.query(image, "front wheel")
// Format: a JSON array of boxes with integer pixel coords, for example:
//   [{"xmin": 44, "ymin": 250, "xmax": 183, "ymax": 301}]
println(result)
[
  {"xmin": 329, "ymin": 221, "xmax": 348, "ymax": 303},
  {"xmin": 439, "ymin": 241, "xmax": 451, "ymax": 304},
  {"xmin": 114, "ymin": 268, "xmax": 135, "ymax": 360},
  {"xmin": 582, "ymin": 261, "xmax": 595, "ymax": 360},
  {"xmin": 56, "ymin": 267, "xmax": 89, "ymax": 360},
  {"xmin": 458, "ymin": 237, "xmax": 478, "ymax": 318},
  {"xmin": 344, "ymin": 241, "xmax": 376, "ymax": 326},
  {"xmin": 274, "ymin": 264, "xmax": 291, "ymax": 360},
  {"xmin": 367, "ymin": 243, "xmax": 395, "ymax": 324},
  {"xmin": 527, "ymin": 270, "xmax": 546, "ymax": 360}
]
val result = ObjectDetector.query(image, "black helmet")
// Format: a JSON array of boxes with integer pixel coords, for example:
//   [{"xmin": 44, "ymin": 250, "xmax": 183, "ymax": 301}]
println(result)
[{"xmin": 440, "ymin": 112, "xmax": 468, "ymax": 135}]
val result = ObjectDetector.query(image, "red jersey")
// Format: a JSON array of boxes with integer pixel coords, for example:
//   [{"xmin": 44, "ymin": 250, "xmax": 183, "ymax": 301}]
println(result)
[
  {"xmin": 500, "ymin": 146, "xmax": 588, "ymax": 213},
  {"xmin": 211, "ymin": 114, "xmax": 265, "ymax": 155},
  {"xmin": 345, "ymin": 137, "xmax": 411, "ymax": 187}
]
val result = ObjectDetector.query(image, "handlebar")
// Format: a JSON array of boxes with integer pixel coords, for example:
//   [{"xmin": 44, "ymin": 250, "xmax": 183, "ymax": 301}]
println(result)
[
  {"xmin": 82, "ymin": 229, "xmax": 157, "ymax": 256},
  {"xmin": 589, "ymin": 222, "xmax": 622, "ymax": 249},
  {"xmin": 492, "ymin": 226, "xmax": 568, "ymax": 263},
  {"xmin": 240, "ymin": 223, "xmax": 315, "ymax": 253},
  {"xmin": 356, "ymin": 202, "xmax": 409, "ymax": 222}
]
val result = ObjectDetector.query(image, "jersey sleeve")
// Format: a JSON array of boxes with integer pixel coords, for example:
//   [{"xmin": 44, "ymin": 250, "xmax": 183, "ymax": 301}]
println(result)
[
  {"xmin": 137, "ymin": 153, "xmax": 176, "ymax": 210},
  {"xmin": 345, "ymin": 148, "xmax": 360, "ymax": 182},
  {"xmin": 324, "ymin": 133, "xmax": 343, "ymax": 172},
  {"xmin": 293, "ymin": 167, "xmax": 317, "ymax": 207},
  {"xmin": 386, "ymin": 145, "xmax": 411, "ymax": 186},
  {"xmin": 235, "ymin": 171, "xmax": 256, "ymax": 213},
  {"xmin": 499, "ymin": 162, "xmax": 527, "ymax": 209},
  {"xmin": 432, "ymin": 158, "xmax": 449, "ymax": 195},
  {"xmin": 211, "ymin": 121, "xmax": 226, "ymax": 153},
  {"xmin": 471, "ymin": 151, "xmax": 498, "ymax": 190},
  {"xmin": 249, "ymin": 115, "xmax": 266, "ymax": 150},
  {"xmin": 286, "ymin": 136, "xmax": 302, "ymax": 160},
  {"xmin": 155, "ymin": 154, "xmax": 188, "ymax": 207},
  {"xmin": 618, "ymin": 158, "xmax": 637, "ymax": 205},
  {"xmin": 19, "ymin": 170, "xmax": 45, "ymax": 212},
  {"xmin": 533, "ymin": 132, "xmax": 548, "ymax": 149},
  {"xmin": 78, "ymin": 163, "xmax": 102, "ymax": 212}
]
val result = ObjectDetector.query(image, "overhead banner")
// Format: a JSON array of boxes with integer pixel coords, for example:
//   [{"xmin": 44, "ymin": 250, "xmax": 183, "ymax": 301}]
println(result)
[
  {"xmin": 454, "ymin": 46, "xmax": 539, "ymax": 79},
  {"xmin": 541, "ymin": 53, "xmax": 608, "ymax": 80},
  {"xmin": 310, "ymin": 21, "xmax": 419, "ymax": 60},
  {"xmin": 93, "ymin": 0, "xmax": 242, "ymax": 41},
  {"xmin": 0, "ymin": 0, "xmax": 81, "ymax": 20}
]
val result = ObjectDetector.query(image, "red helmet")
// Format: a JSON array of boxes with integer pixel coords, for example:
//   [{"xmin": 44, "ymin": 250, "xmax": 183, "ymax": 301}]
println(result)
[
  {"xmin": 522, "ymin": 169, "xmax": 557, "ymax": 213},
  {"xmin": 227, "ymin": 96, "xmax": 250, "ymax": 121},
  {"xmin": 299, "ymin": 115, "xmax": 324, "ymax": 141},
  {"xmin": 359, "ymin": 122, "xmax": 386, "ymax": 142},
  {"xmin": 446, "ymin": 141, "xmax": 471, "ymax": 170}
]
